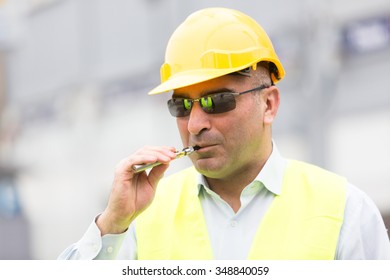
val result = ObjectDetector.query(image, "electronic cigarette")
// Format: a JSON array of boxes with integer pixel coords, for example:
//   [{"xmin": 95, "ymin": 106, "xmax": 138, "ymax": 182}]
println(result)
[{"xmin": 132, "ymin": 146, "xmax": 198, "ymax": 173}]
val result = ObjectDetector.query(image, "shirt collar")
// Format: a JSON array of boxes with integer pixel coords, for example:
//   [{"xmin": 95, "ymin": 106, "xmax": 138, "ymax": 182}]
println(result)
[
  {"xmin": 254, "ymin": 142, "xmax": 286, "ymax": 196},
  {"xmin": 196, "ymin": 141, "xmax": 287, "ymax": 196}
]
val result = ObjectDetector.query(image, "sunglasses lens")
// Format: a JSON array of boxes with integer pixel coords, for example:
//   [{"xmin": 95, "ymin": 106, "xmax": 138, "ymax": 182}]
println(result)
[
  {"xmin": 200, "ymin": 96, "xmax": 214, "ymax": 112},
  {"xmin": 167, "ymin": 93, "xmax": 237, "ymax": 117},
  {"xmin": 206, "ymin": 93, "xmax": 236, "ymax": 114},
  {"xmin": 167, "ymin": 98, "xmax": 191, "ymax": 117},
  {"xmin": 183, "ymin": 99, "xmax": 192, "ymax": 110}
]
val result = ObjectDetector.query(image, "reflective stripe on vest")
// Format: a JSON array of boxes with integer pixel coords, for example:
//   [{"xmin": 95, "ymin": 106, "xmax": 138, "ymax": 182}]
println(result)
[{"xmin": 136, "ymin": 160, "xmax": 346, "ymax": 259}]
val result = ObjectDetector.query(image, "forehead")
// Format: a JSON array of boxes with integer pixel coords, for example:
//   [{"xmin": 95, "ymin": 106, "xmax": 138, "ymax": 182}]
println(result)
[{"xmin": 172, "ymin": 74, "xmax": 249, "ymax": 98}]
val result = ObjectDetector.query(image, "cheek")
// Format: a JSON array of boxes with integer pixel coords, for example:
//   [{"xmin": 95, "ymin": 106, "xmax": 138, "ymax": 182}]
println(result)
[
  {"xmin": 233, "ymin": 103, "xmax": 265, "ymax": 137},
  {"xmin": 176, "ymin": 118, "xmax": 189, "ymax": 142}
]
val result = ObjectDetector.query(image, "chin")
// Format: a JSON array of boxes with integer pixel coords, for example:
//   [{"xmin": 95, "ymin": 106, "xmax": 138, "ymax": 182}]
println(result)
[{"xmin": 193, "ymin": 159, "xmax": 227, "ymax": 178}]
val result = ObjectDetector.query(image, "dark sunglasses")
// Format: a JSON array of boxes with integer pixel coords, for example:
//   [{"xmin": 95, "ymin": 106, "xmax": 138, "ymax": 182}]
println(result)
[{"xmin": 167, "ymin": 84, "xmax": 271, "ymax": 117}]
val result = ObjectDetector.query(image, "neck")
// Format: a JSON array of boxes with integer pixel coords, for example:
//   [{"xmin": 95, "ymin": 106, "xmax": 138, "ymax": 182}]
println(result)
[{"xmin": 205, "ymin": 142, "xmax": 272, "ymax": 213}]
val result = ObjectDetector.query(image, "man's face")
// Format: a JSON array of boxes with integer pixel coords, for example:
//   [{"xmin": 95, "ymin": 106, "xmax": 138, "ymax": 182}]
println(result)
[{"xmin": 172, "ymin": 72, "xmax": 277, "ymax": 180}]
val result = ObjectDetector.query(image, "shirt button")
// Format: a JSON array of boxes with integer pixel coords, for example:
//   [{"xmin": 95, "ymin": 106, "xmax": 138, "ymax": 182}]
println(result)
[
  {"xmin": 92, "ymin": 244, "xmax": 99, "ymax": 251},
  {"xmin": 230, "ymin": 220, "xmax": 238, "ymax": 227},
  {"xmin": 107, "ymin": 246, "xmax": 113, "ymax": 253}
]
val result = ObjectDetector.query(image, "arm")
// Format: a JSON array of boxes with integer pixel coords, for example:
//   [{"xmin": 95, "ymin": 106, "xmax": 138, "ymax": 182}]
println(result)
[
  {"xmin": 57, "ymin": 216, "xmax": 134, "ymax": 260},
  {"xmin": 336, "ymin": 183, "xmax": 390, "ymax": 259},
  {"xmin": 58, "ymin": 146, "xmax": 177, "ymax": 260}
]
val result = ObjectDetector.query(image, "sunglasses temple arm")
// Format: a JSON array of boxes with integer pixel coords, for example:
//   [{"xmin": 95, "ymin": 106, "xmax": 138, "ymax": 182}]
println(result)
[{"xmin": 239, "ymin": 84, "xmax": 271, "ymax": 95}]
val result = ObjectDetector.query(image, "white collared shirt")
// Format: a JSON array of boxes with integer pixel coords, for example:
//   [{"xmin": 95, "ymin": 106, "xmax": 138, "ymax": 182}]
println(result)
[
  {"xmin": 196, "ymin": 143, "xmax": 286, "ymax": 259},
  {"xmin": 58, "ymin": 145, "xmax": 390, "ymax": 260}
]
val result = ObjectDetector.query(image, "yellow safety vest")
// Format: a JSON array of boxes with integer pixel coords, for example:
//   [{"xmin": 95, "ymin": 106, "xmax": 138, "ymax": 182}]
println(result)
[{"xmin": 136, "ymin": 160, "xmax": 346, "ymax": 259}]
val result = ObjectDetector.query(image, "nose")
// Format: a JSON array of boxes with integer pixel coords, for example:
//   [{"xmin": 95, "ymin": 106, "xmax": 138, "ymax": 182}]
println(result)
[{"xmin": 187, "ymin": 101, "xmax": 211, "ymax": 135}]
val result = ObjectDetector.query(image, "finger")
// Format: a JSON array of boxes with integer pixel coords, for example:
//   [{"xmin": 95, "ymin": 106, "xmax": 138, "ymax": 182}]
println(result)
[
  {"xmin": 133, "ymin": 146, "xmax": 177, "ymax": 160},
  {"xmin": 148, "ymin": 163, "xmax": 170, "ymax": 188},
  {"xmin": 115, "ymin": 146, "xmax": 177, "ymax": 175},
  {"xmin": 130, "ymin": 147, "xmax": 177, "ymax": 166}
]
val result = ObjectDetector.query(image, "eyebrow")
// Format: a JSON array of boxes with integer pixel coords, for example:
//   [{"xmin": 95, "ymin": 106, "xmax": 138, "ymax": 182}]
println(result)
[{"xmin": 172, "ymin": 87, "xmax": 236, "ymax": 98}]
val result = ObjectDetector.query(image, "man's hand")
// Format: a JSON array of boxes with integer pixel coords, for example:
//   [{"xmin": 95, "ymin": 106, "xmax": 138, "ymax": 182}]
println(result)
[{"xmin": 96, "ymin": 146, "xmax": 177, "ymax": 235}]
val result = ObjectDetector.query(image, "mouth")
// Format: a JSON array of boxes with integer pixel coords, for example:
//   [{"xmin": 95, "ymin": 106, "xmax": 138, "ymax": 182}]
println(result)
[
  {"xmin": 193, "ymin": 145, "xmax": 201, "ymax": 151},
  {"xmin": 191, "ymin": 144, "xmax": 216, "ymax": 153}
]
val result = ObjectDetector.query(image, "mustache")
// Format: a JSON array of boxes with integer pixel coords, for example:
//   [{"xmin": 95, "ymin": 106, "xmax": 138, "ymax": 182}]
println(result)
[{"xmin": 188, "ymin": 134, "xmax": 221, "ymax": 148}]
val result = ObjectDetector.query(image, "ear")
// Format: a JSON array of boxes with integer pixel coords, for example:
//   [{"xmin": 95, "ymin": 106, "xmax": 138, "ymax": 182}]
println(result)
[{"xmin": 263, "ymin": 86, "xmax": 280, "ymax": 125}]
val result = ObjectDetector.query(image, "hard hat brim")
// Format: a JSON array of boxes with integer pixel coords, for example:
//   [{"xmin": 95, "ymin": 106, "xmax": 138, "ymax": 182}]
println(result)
[
  {"xmin": 148, "ymin": 60, "xmax": 284, "ymax": 95},
  {"xmin": 148, "ymin": 68, "xmax": 237, "ymax": 95}
]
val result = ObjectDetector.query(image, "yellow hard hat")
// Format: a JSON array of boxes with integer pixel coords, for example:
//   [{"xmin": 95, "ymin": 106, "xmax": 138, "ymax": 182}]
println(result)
[{"xmin": 149, "ymin": 7, "xmax": 285, "ymax": 95}]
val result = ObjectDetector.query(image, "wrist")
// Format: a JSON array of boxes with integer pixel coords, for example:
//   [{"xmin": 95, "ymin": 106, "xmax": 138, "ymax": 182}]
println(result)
[{"xmin": 96, "ymin": 211, "xmax": 130, "ymax": 236}]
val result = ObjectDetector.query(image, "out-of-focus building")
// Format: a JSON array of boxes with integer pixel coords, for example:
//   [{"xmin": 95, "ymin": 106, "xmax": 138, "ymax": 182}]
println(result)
[{"xmin": 0, "ymin": 0, "xmax": 389, "ymax": 259}]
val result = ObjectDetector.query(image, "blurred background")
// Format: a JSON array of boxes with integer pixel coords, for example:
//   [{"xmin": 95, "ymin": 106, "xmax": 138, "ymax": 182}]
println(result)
[{"xmin": 0, "ymin": 0, "xmax": 389, "ymax": 259}]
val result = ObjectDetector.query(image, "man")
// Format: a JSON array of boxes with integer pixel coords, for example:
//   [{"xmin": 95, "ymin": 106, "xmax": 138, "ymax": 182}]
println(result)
[{"xmin": 59, "ymin": 7, "xmax": 390, "ymax": 260}]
